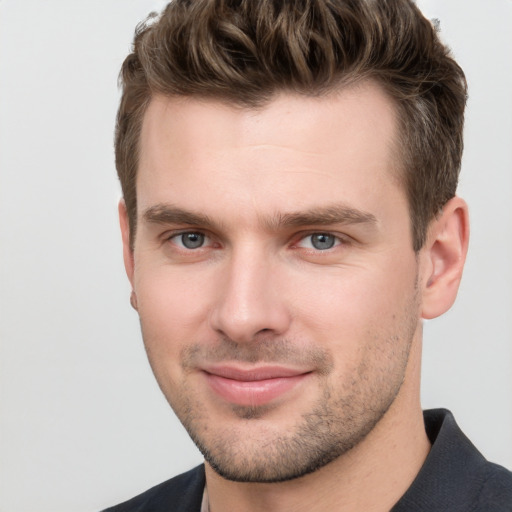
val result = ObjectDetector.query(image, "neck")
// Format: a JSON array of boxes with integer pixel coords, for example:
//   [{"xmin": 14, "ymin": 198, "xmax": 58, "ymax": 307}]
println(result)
[{"xmin": 204, "ymin": 335, "xmax": 430, "ymax": 512}]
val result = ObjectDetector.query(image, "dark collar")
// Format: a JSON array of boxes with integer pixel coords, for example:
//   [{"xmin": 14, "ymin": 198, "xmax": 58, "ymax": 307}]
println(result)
[
  {"xmin": 105, "ymin": 409, "xmax": 511, "ymax": 511},
  {"xmin": 391, "ymin": 408, "xmax": 511, "ymax": 511}
]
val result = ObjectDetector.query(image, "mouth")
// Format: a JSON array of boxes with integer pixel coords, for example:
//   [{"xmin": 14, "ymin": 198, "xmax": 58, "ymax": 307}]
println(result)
[{"xmin": 201, "ymin": 365, "xmax": 312, "ymax": 407}]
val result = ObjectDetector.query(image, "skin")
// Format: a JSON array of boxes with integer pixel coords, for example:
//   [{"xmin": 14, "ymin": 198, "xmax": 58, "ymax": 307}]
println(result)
[{"xmin": 120, "ymin": 81, "xmax": 469, "ymax": 511}]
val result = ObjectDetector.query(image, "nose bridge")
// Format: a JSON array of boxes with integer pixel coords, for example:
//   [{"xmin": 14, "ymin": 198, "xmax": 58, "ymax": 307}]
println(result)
[{"xmin": 210, "ymin": 242, "xmax": 290, "ymax": 343}]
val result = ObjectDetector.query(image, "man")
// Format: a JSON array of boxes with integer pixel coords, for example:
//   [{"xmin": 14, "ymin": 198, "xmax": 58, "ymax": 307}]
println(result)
[{"xmin": 104, "ymin": 0, "xmax": 512, "ymax": 510}]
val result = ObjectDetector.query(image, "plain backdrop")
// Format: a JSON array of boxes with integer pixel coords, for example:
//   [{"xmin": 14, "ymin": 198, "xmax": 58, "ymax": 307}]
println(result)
[{"xmin": 0, "ymin": 1, "xmax": 511, "ymax": 511}]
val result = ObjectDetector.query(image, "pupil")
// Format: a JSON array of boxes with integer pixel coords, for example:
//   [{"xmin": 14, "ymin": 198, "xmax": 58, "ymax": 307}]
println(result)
[
  {"xmin": 311, "ymin": 233, "xmax": 335, "ymax": 250},
  {"xmin": 182, "ymin": 232, "xmax": 204, "ymax": 249}
]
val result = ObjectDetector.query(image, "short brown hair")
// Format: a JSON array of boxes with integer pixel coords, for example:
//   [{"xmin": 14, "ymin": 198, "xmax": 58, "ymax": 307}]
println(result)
[{"xmin": 115, "ymin": 0, "xmax": 467, "ymax": 251}]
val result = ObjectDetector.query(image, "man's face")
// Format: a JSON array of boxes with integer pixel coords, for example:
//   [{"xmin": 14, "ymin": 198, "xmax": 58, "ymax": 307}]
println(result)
[{"xmin": 124, "ymin": 83, "xmax": 425, "ymax": 482}]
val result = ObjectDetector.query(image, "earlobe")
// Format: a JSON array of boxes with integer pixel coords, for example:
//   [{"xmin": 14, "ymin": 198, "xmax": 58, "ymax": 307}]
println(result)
[
  {"xmin": 130, "ymin": 290, "xmax": 138, "ymax": 311},
  {"xmin": 421, "ymin": 197, "xmax": 469, "ymax": 320},
  {"xmin": 119, "ymin": 199, "xmax": 135, "ymax": 288}
]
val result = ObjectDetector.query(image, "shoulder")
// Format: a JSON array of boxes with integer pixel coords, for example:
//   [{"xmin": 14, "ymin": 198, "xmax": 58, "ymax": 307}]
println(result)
[
  {"xmin": 393, "ymin": 409, "xmax": 512, "ymax": 511},
  {"xmin": 101, "ymin": 465, "xmax": 205, "ymax": 512},
  {"xmin": 473, "ymin": 462, "xmax": 512, "ymax": 511}
]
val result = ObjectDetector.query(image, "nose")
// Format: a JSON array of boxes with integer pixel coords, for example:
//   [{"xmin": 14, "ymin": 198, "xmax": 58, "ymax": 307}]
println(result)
[{"xmin": 209, "ymin": 247, "xmax": 292, "ymax": 344}]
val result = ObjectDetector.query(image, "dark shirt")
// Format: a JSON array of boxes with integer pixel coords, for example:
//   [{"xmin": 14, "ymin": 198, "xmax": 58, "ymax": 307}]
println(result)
[
  {"xmin": 391, "ymin": 409, "xmax": 512, "ymax": 511},
  {"xmin": 102, "ymin": 409, "xmax": 512, "ymax": 511}
]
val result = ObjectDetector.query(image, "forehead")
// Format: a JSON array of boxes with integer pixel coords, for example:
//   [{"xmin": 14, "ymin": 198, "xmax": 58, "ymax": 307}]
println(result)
[{"xmin": 137, "ymin": 83, "xmax": 402, "ymax": 223}]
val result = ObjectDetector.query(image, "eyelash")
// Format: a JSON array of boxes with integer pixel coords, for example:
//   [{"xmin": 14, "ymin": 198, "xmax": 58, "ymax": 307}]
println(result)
[
  {"xmin": 164, "ymin": 230, "xmax": 347, "ymax": 252},
  {"xmin": 166, "ymin": 231, "xmax": 213, "ymax": 250},
  {"xmin": 294, "ymin": 232, "xmax": 344, "ymax": 251}
]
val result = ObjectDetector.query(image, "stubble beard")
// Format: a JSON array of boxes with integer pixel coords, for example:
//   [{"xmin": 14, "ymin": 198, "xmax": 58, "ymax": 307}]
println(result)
[
  {"xmin": 142, "ymin": 277, "xmax": 420, "ymax": 483},
  {"xmin": 183, "ymin": 376, "xmax": 401, "ymax": 483},
  {"xmin": 159, "ymin": 322, "xmax": 415, "ymax": 483}
]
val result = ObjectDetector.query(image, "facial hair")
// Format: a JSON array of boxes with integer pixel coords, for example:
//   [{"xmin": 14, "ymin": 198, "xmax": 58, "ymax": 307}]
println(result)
[{"xmin": 158, "ymin": 316, "xmax": 417, "ymax": 484}]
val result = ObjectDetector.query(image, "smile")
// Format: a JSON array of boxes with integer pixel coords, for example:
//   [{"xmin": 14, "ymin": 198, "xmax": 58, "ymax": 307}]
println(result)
[{"xmin": 202, "ymin": 365, "xmax": 312, "ymax": 407}]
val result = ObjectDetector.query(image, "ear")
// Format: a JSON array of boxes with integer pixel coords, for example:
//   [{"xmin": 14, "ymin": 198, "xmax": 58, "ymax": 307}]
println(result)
[
  {"xmin": 119, "ymin": 199, "xmax": 135, "ymax": 289},
  {"xmin": 420, "ymin": 197, "xmax": 469, "ymax": 319}
]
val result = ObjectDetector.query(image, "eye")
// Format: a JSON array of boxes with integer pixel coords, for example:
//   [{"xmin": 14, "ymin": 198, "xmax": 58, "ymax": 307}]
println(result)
[
  {"xmin": 171, "ymin": 232, "xmax": 207, "ymax": 249},
  {"xmin": 298, "ymin": 233, "xmax": 341, "ymax": 251}
]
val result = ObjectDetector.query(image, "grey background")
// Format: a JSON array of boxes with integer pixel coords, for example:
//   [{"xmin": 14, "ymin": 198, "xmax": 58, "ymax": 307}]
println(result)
[{"xmin": 0, "ymin": 1, "xmax": 511, "ymax": 510}]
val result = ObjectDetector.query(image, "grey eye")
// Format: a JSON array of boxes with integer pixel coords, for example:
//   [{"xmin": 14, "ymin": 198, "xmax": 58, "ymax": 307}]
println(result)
[
  {"xmin": 180, "ymin": 232, "xmax": 205, "ymax": 249},
  {"xmin": 310, "ymin": 233, "xmax": 336, "ymax": 250}
]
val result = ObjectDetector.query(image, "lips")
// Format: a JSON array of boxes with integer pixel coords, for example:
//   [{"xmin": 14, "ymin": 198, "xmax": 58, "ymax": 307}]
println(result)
[{"xmin": 202, "ymin": 365, "xmax": 311, "ymax": 407}]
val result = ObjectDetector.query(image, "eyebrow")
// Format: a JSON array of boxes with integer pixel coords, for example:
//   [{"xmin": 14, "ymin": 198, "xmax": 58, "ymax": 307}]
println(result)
[
  {"xmin": 267, "ymin": 205, "xmax": 377, "ymax": 229},
  {"xmin": 143, "ymin": 204, "xmax": 220, "ymax": 229},
  {"xmin": 142, "ymin": 203, "xmax": 377, "ymax": 231}
]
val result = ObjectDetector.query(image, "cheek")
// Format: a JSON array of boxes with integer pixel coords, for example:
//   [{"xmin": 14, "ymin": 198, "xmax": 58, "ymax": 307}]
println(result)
[
  {"xmin": 135, "ymin": 262, "xmax": 214, "ymax": 328},
  {"xmin": 289, "ymin": 257, "xmax": 419, "ymax": 346},
  {"xmin": 134, "ymin": 265, "xmax": 216, "ymax": 379}
]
